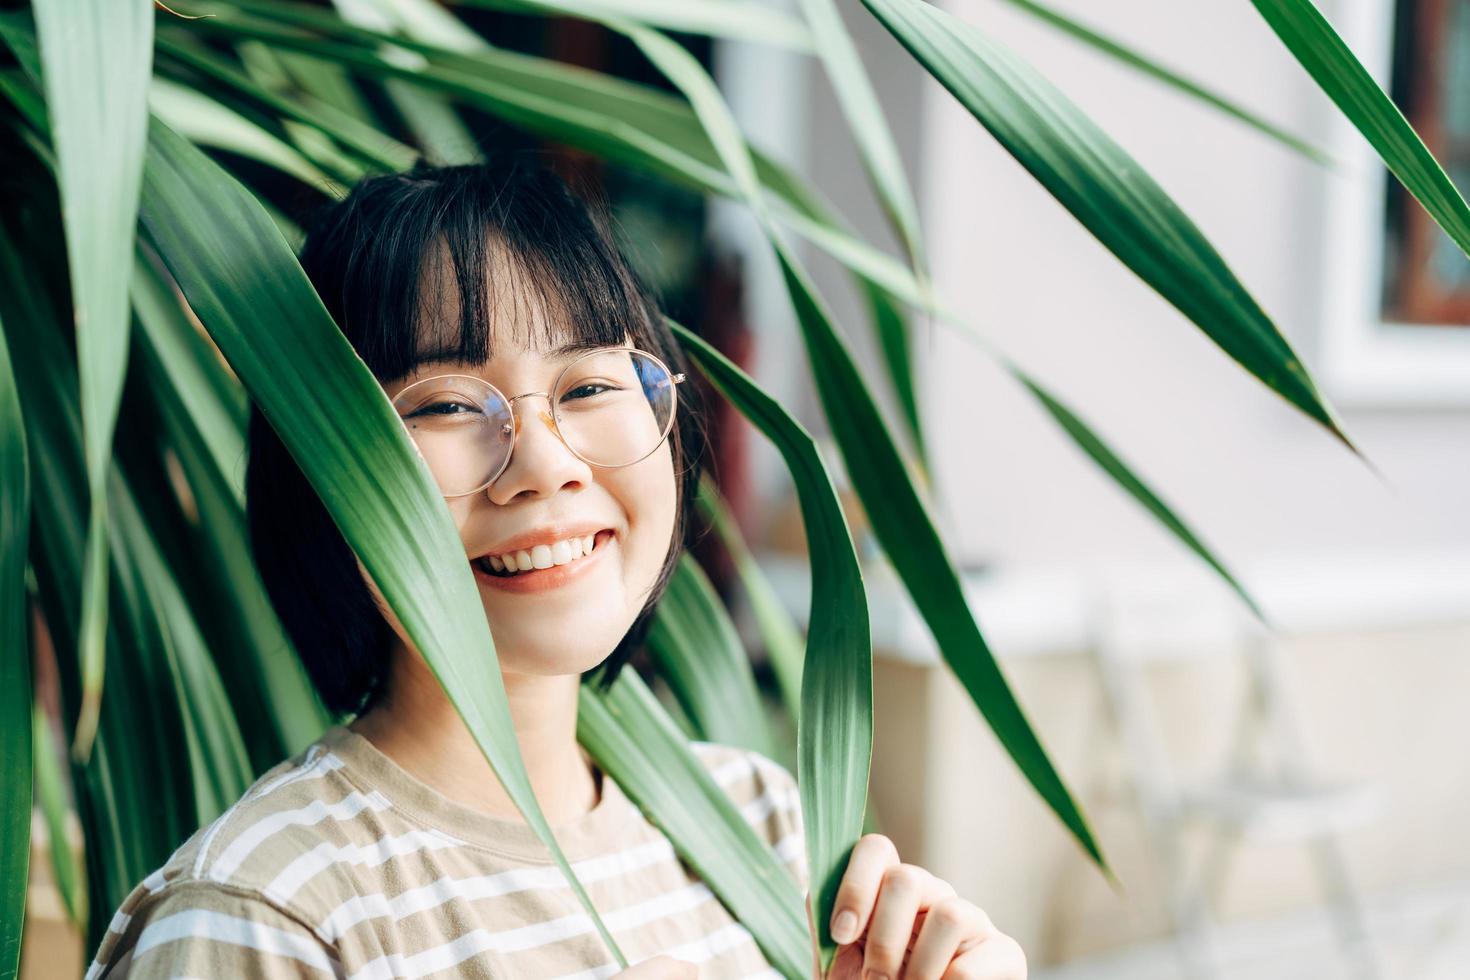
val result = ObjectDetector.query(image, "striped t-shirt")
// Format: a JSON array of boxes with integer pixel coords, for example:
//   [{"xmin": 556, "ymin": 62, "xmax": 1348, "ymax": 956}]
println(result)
[{"xmin": 86, "ymin": 725, "xmax": 809, "ymax": 978}]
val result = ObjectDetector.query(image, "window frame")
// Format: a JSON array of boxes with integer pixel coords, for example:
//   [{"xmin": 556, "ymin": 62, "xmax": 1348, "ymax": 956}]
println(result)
[{"xmin": 1318, "ymin": 0, "xmax": 1470, "ymax": 407}]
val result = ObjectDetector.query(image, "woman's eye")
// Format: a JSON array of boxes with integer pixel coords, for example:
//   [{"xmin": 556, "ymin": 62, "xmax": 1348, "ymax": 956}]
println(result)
[
  {"xmin": 564, "ymin": 383, "xmax": 615, "ymax": 401},
  {"xmin": 412, "ymin": 401, "xmax": 478, "ymax": 417}
]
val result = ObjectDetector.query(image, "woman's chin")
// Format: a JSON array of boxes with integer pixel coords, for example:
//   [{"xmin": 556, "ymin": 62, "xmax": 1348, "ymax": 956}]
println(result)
[
  {"xmin": 482, "ymin": 622, "xmax": 622, "ymax": 675},
  {"xmin": 495, "ymin": 651, "xmax": 614, "ymax": 678}
]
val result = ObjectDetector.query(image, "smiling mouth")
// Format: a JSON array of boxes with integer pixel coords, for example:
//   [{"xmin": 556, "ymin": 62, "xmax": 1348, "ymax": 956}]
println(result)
[{"xmin": 473, "ymin": 529, "xmax": 615, "ymax": 578}]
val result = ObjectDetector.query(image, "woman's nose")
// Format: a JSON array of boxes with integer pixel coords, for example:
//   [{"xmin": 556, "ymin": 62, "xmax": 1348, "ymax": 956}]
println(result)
[{"xmin": 486, "ymin": 398, "xmax": 592, "ymax": 504}]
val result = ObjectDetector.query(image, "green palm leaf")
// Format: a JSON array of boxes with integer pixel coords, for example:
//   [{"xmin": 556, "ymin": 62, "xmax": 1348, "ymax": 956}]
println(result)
[
  {"xmin": 455, "ymin": 0, "xmax": 815, "ymax": 50},
  {"xmin": 796, "ymin": 0, "xmax": 932, "ymax": 466},
  {"xmin": 1006, "ymin": 364, "xmax": 1267, "ymax": 622},
  {"xmin": 31, "ymin": 0, "xmax": 154, "ymax": 761},
  {"xmin": 32, "ymin": 707, "xmax": 84, "ymax": 927},
  {"xmin": 148, "ymin": 76, "xmax": 340, "ymax": 191},
  {"xmin": 670, "ymin": 320, "xmax": 871, "ymax": 977},
  {"xmin": 648, "ymin": 553, "xmax": 779, "ymax": 757},
  {"xmin": 579, "ymin": 670, "xmax": 810, "ymax": 979},
  {"xmin": 0, "ymin": 307, "xmax": 32, "ymax": 980},
  {"xmin": 0, "ymin": 220, "xmax": 198, "ymax": 947},
  {"xmin": 994, "ymin": 0, "xmax": 1331, "ymax": 163},
  {"xmin": 155, "ymin": 35, "xmax": 416, "ymax": 173},
  {"xmin": 129, "ymin": 257, "xmax": 329, "ymax": 763},
  {"xmin": 329, "ymin": 0, "xmax": 481, "ymax": 165},
  {"xmin": 695, "ymin": 476, "xmax": 806, "ymax": 721},
  {"xmin": 1250, "ymin": 0, "xmax": 1470, "ymax": 259},
  {"xmin": 861, "ymin": 0, "xmax": 1359, "ymax": 457}
]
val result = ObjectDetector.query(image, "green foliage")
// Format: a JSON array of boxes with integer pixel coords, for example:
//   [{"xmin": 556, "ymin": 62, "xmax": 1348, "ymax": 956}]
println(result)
[{"xmin": 2, "ymin": 0, "xmax": 1449, "ymax": 976}]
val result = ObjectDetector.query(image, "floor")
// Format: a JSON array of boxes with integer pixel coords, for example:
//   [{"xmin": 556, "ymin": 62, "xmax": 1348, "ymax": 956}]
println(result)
[{"xmin": 1034, "ymin": 879, "xmax": 1470, "ymax": 980}]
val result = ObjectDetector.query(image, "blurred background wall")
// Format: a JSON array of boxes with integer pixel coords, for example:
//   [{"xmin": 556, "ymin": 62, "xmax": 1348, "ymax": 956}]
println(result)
[{"xmin": 721, "ymin": 0, "xmax": 1470, "ymax": 976}]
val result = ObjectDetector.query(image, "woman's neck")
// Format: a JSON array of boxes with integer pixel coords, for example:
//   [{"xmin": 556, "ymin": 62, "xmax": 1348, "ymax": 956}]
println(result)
[{"xmin": 348, "ymin": 652, "xmax": 601, "ymax": 825}]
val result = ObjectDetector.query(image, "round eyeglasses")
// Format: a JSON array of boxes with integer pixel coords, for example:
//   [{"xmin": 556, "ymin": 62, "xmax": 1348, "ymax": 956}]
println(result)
[{"xmin": 393, "ymin": 346, "xmax": 686, "ymax": 497}]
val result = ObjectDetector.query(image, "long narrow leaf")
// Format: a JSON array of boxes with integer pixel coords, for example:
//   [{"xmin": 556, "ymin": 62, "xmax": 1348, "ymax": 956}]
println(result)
[
  {"xmin": 331, "ymin": 0, "xmax": 481, "ymax": 164},
  {"xmin": 579, "ymin": 670, "xmax": 809, "ymax": 980},
  {"xmin": 32, "ymin": 0, "xmax": 154, "ymax": 760},
  {"xmin": 134, "ymin": 113, "xmax": 625, "ymax": 966},
  {"xmin": 0, "ymin": 215, "xmax": 196, "ymax": 947},
  {"xmin": 361, "ymin": 0, "xmax": 492, "ymax": 54},
  {"xmin": 109, "ymin": 354, "xmax": 260, "ymax": 810},
  {"xmin": 1005, "ymin": 363, "xmax": 1267, "ymax": 622},
  {"xmin": 861, "ymin": 0, "xmax": 1360, "ymax": 458},
  {"xmin": 1250, "ymin": 0, "xmax": 1470, "ymax": 259},
  {"xmin": 2, "ymin": 21, "xmax": 327, "ymax": 788},
  {"xmin": 647, "ymin": 553, "xmax": 777, "ymax": 757},
  {"xmin": 858, "ymin": 275, "xmax": 927, "ymax": 473},
  {"xmin": 995, "ymin": 0, "xmax": 1331, "ymax": 164},
  {"xmin": 669, "ymin": 318, "xmax": 871, "ymax": 977},
  {"xmin": 130, "ymin": 256, "xmax": 330, "ymax": 763},
  {"xmin": 797, "ymin": 0, "xmax": 932, "ymax": 465},
  {"xmin": 456, "ymin": 0, "xmax": 815, "ymax": 50},
  {"xmin": 157, "ymin": 35, "xmax": 417, "ymax": 173},
  {"xmin": 694, "ymin": 476, "xmax": 805, "ymax": 722},
  {"xmin": 0, "ymin": 306, "xmax": 32, "ymax": 980},
  {"xmin": 149, "ymin": 76, "xmax": 341, "ymax": 191},
  {"xmin": 798, "ymin": 0, "xmax": 926, "ymax": 273},
  {"xmin": 32, "ymin": 706, "xmax": 84, "ymax": 927}
]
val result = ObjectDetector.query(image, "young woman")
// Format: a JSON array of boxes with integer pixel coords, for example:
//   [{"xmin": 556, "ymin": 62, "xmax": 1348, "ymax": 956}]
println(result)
[{"xmin": 87, "ymin": 157, "xmax": 1026, "ymax": 980}]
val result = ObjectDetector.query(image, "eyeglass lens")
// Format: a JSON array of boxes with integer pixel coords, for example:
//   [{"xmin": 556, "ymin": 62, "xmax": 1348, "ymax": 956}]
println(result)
[{"xmin": 394, "ymin": 348, "xmax": 677, "ymax": 496}]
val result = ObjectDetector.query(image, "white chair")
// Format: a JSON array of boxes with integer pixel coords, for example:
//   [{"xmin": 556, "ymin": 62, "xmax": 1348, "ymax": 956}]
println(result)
[{"xmin": 1087, "ymin": 578, "xmax": 1384, "ymax": 979}]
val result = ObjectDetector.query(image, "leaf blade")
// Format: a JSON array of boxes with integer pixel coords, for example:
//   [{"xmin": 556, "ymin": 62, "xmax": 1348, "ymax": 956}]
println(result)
[
  {"xmin": 995, "ymin": 0, "xmax": 1331, "ymax": 164},
  {"xmin": 861, "ymin": 0, "xmax": 1359, "ymax": 456},
  {"xmin": 32, "ymin": 0, "xmax": 155, "ymax": 761},
  {"xmin": 669, "ymin": 320, "xmax": 872, "ymax": 976},
  {"xmin": 1250, "ymin": 0, "xmax": 1470, "ymax": 257},
  {"xmin": 579, "ymin": 670, "xmax": 810, "ymax": 980},
  {"xmin": 0, "ymin": 301, "xmax": 33, "ymax": 980},
  {"xmin": 647, "ymin": 554, "xmax": 779, "ymax": 757}
]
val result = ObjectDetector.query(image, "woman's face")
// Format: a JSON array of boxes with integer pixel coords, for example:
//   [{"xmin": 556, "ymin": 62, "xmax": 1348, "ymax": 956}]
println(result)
[{"xmin": 359, "ymin": 314, "xmax": 678, "ymax": 680}]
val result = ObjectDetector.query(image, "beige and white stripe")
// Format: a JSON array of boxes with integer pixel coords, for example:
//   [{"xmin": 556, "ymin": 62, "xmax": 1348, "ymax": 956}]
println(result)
[{"xmin": 86, "ymin": 725, "xmax": 808, "ymax": 979}]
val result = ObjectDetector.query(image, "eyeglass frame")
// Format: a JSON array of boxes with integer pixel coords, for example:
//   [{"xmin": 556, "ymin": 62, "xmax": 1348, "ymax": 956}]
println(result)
[{"xmin": 393, "ymin": 344, "xmax": 687, "ymax": 498}]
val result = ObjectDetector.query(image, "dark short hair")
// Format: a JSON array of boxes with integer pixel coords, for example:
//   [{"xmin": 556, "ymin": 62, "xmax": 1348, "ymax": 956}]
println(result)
[{"xmin": 245, "ymin": 154, "xmax": 707, "ymax": 718}]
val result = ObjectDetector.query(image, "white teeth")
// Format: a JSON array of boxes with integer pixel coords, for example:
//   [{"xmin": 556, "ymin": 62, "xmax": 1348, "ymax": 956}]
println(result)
[{"xmin": 478, "ymin": 532, "xmax": 607, "ymax": 576}]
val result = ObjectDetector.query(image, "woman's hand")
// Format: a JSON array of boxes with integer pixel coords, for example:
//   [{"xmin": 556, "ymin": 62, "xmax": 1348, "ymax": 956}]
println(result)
[{"xmin": 810, "ymin": 833, "xmax": 1026, "ymax": 980}]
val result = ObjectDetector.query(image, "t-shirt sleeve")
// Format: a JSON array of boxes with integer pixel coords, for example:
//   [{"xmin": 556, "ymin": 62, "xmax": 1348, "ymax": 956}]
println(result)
[{"xmin": 89, "ymin": 881, "xmax": 340, "ymax": 979}]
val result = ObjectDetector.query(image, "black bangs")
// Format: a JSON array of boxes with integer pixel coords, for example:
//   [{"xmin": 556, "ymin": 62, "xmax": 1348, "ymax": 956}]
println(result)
[{"xmin": 298, "ymin": 153, "xmax": 647, "ymax": 382}]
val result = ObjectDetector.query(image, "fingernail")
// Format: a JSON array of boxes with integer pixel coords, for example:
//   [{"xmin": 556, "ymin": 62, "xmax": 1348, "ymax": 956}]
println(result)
[
  {"xmin": 831, "ymin": 909, "xmax": 857, "ymax": 943},
  {"xmin": 863, "ymin": 972, "xmax": 888, "ymax": 980}
]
